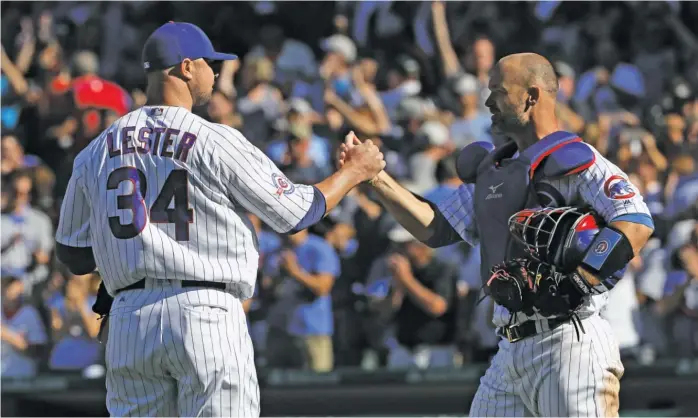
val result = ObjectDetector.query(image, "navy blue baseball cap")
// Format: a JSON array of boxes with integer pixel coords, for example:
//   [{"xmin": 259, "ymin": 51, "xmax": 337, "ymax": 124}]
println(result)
[{"xmin": 142, "ymin": 22, "xmax": 237, "ymax": 72}]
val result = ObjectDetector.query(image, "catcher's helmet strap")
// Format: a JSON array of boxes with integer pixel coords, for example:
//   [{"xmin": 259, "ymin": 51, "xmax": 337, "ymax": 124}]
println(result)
[{"xmin": 580, "ymin": 226, "xmax": 634, "ymax": 281}]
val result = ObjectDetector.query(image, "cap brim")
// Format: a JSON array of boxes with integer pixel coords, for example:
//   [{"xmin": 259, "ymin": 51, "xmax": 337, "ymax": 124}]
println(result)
[{"xmin": 207, "ymin": 52, "xmax": 238, "ymax": 61}]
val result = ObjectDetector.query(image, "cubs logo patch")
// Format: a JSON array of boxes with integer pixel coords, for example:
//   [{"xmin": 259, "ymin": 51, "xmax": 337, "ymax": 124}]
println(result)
[
  {"xmin": 603, "ymin": 175, "xmax": 636, "ymax": 200},
  {"xmin": 272, "ymin": 173, "xmax": 295, "ymax": 197},
  {"xmin": 594, "ymin": 240, "xmax": 610, "ymax": 255}
]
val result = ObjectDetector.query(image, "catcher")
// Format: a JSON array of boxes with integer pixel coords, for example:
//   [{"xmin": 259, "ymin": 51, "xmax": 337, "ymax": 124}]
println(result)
[{"xmin": 339, "ymin": 53, "xmax": 654, "ymax": 416}]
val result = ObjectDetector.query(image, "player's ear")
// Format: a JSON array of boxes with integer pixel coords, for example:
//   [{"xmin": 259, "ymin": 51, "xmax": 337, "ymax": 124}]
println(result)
[
  {"xmin": 179, "ymin": 59, "xmax": 195, "ymax": 81},
  {"xmin": 526, "ymin": 86, "xmax": 540, "ymax": 107}
]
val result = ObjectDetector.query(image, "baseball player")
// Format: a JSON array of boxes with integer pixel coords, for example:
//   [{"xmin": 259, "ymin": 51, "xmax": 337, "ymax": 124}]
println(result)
[
  {"xmin": 340, "ymin": 53, "xmax": 654, "ymax": 416},
  {"xmin": 55, "ymin": 22, "xmax": 385, "ymax": 417}
]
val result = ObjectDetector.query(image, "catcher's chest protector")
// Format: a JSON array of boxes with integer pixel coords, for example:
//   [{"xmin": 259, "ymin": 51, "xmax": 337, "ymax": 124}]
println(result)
[{"xmin": 469, "ymin": 132, "xmax": 584, "ymax": 284}]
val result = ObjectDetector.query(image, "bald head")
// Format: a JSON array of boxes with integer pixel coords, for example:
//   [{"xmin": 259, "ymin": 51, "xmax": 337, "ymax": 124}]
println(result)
[
  {"xmin": 498, "ymin": 53, "xmax": 559, "ymax": 96},
  {"xmin": 485, "ymin": 52, "xmax": 561, "ymax": 145}
]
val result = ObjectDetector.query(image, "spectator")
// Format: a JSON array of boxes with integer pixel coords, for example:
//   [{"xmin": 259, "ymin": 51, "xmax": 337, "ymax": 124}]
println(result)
[
  {"xmin": 48, "ymin": 272, "xmax": 101, "ymax": 370},
  {"xmin": 319, "ymin": 34, "xmax": 356, "ymax": 99},
  {"xmin": 237, "ymin": 56, "xmax": 285, "ymax": 145},
  {"xmin": 207, "ymin": 87, "xmax": 243, "ymax": 130},
  {"xmin": 463, "ymin": 35, "xmax": 495, "ymax": 112},
  {"xmin": 601, "ymin": 257, "xmax": 643, "ymax": 361},
  {"xmin": 555, "ymin": 61, "xmax": 576, "ymax": 105},
  {"xmin": 322, "ymin": 217, "xmax": 365, "ymax": 368},
  {"xmin": 664, "ymin": 154, "xmax": 698, "ymax": 218},
  {"xmin": 264, "ymin": 228, "xmax": 340, "ymax": 372},
  {"xmin": 244, "ymin": 213, "xmax": 281, "ymax": 367},
  {"xmin": 351, "ymin": 185, "xmax": 398, "ymax": 280},
  {"xmin": 379, "ymin": 55, "xmax": 422, "ymax": 119},
  {"xmin": 1, "ymin": 135, "xmax": 55, "ymax": 213},
  {"xmin": 1, "ymin": 169, "xmax": 53, "ymax": 296},
  {"xmin": 369, "ymin": 226, "xmax": 458, "ymax": 369},
  {"xmin": 448, "ymin": 73, "xmax": 493, "ymax": 148},
  {"xmin": 2, "ymin": 1, "xmax": 698, "ymax": 376},
  {"xmin": 424, "ymin": 152, "xmax": 462, "ymax": 204},
  {"xmin": 245, "ymin": 24, "xmax": 317, "ymax": 92},
  {"xmin": 408, "ymin": 121, "xmax": 455, "ymax": 194},
  {"xmin": 656, "ymin": 226, "xmax": 698, "ymax": 366},
  {"xmin": 1, "ymin": 276, "xmax": 49, "ymax": 378},
  {"xmin": 266, "ymin": 98, "xmax": 332, "ymax": 171},
  {"xmin": 633, "ymin": 155, "xmax": 664, "ymax": 217},
  {"xmin": 282, "ymin": 124, "xmax": 333, "ymax": 185}
]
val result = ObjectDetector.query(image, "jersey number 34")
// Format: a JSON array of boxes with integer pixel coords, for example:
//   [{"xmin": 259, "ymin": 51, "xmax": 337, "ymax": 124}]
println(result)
[{"xmin": 107, "ymin": 167, "xmax": 193, "ymax": 241}]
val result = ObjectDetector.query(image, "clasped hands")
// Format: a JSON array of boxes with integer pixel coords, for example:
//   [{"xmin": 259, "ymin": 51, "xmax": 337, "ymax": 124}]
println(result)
[{"xmin": 337, "ymin": 131, "xmax": 385, "ymax": 184}]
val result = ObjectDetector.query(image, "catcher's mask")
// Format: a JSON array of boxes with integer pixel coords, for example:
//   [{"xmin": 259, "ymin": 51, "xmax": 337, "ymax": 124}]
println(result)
[{"xmin": 508, "ymin": 207, "xmax": 604, "ymax": 273}]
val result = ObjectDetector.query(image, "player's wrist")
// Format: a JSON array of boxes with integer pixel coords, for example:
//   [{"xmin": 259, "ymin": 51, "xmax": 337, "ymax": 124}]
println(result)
[{"xmin": 569, "ymin": 268, "xmax": 594, "ymax": 296}]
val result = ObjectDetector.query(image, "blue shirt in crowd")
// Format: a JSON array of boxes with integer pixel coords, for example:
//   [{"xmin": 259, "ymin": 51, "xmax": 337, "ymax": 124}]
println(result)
[
  {"xmin": 265, "ymin": 234, "xmax": 340, "ymax": 337},
  {"xmin": 265, "ymin": 134, "xmax": 333, "ymax": 169},
  {"xmin": 449, "ymin": 114, "xmax": 493, "ymax": 148}
]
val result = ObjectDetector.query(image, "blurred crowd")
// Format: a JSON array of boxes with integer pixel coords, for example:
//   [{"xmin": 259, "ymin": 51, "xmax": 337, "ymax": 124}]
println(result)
[{"xmin": 2, "ymin": 1, "xmax": 698, "ymax": 378}]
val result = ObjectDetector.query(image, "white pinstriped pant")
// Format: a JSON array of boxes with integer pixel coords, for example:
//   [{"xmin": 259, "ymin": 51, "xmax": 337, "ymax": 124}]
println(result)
[
  {"xmin": 105, "ymin": 279, "xmax": 259, "ymax": 417},
  {"xmin": 469, "ymin": 314, "xmax": 624, "ymax": 417}
]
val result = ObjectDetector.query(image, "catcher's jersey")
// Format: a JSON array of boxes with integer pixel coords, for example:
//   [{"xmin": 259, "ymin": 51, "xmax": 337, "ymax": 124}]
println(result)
[
  {"xmin": 56, "ymin": 106, "xmax": 314, "ymax": 297},
  {"xmin": 435, "ymin": 142, "xmax": 652, "ymax": 326}
]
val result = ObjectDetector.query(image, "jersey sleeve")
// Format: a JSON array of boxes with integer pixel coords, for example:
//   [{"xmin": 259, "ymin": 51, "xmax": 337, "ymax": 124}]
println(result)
[
  {"xmin": 434, "ymin": 184, "xmax": 479, "ymax": 246},
  {"xmin": 212, "ymin": 125, "xmax": 315, "ymax": 234},
  {"xmin": 572, "ymin": 150, "xmax": 652, "ymax": 225},
  {"xmin": 55, "ymin": 165, "xmax": 92, "ymax": 248}
]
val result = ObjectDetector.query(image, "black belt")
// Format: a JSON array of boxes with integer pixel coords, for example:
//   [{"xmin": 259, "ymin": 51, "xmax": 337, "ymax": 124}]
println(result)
[
  {"xmin": 116, "ymin": 278, "xmax": 227, "ymax": 294},
  {"xmin": 499, "ymin": 317, "xmax": 569, "ymax": 343}
]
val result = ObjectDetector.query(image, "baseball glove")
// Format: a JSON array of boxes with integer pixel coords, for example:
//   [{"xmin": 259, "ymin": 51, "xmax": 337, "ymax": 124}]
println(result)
[
  {"xmin": 486, "ymin": 258, "xmax": 537, "ymax": 315},
  {"xmin": 487, "ymin": 259, "xmax": 586, "ymax": 317},
  {"xmin": 92, "ymin": 282, "xmax": 113, "ymax": 343}
]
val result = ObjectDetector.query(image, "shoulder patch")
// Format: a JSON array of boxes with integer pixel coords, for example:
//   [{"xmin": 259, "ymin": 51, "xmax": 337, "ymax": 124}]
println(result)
[
  {"xmin": 541, "ymin": 141, "xmax": 595, "ymax": 178},
  {"xmin": 456, "ymin": 141, "xmax": 495, "ymax": 184},
  {"xmin": 271, "ymin": 173, "xmax": 295, "ymax": 197},
  {"xmin": 603, "ymin": 175, "xmax": 636, "ymax": 200}
]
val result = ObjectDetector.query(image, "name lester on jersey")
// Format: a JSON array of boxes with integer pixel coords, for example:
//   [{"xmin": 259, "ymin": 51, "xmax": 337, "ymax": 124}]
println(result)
[{"xmin": 106, "ymin": 126, "xmax": 198, "ymax": 163}]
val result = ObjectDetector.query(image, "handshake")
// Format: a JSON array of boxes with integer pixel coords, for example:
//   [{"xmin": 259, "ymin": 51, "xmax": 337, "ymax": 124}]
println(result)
[{"xmin": 336, "ymin": 131, "xmax": 386, "ymax": 184}]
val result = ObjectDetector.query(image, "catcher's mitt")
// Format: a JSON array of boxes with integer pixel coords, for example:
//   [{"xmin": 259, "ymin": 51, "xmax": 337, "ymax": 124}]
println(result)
[
  {"xmin": 486, "ymin": 258, "xmax": 537, "ymax": 315},
  {"xmin": 487, "ymin": 259, "xmax": 587, "ymax": 318}
]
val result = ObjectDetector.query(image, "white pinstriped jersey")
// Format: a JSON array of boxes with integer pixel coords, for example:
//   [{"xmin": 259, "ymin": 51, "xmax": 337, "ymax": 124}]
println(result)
[
  {"xmin": 435, "ymin": 143, "xmax": 652, "ymax": 327},
  {"xmin": 56, "ymin": 106, "xmax": 314, "ymax": 297}
]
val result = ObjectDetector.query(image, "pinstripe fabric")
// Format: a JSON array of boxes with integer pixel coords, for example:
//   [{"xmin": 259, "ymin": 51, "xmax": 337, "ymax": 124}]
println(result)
[
  {"xmin": 469, "ymin": 339, "xmax": 530, "ymax": 417},
  {"xmin": 471, "ymin": 315, "xmax": 622, "ymax": 417},
  {"xmin": 489, "ymin": 144, "xmax": 648, "ymax": 328},
  {"xmin": 55, "ymin": 106, "xmax": 314, "ymax": 297},
  {"xmin": 437, "ymin": 142, "xmax": 642, "ymax": 417},
  {"xmin": 106, "ymin": 282, "xmax": 259, "ymax": 417},
  {"xmin": 55, "ymin": 106, "xmax": 288, "ymax": 417}
]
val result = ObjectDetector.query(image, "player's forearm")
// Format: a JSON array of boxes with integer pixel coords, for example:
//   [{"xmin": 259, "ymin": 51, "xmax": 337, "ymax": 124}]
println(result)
[
  {"xmin": 369, "ymin": 171, "xmax": 436, "ymax": 242},
  {"xmin": 611, "ymin": 221, "xmax": 653, "ymax": 258},
  {"xmin": 577, "ymin": 220, "xmax": 653, "ymax": 286},
  {"xmin": 314, "ymin": 168, "xmax": 364, "ymax": 215}
]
